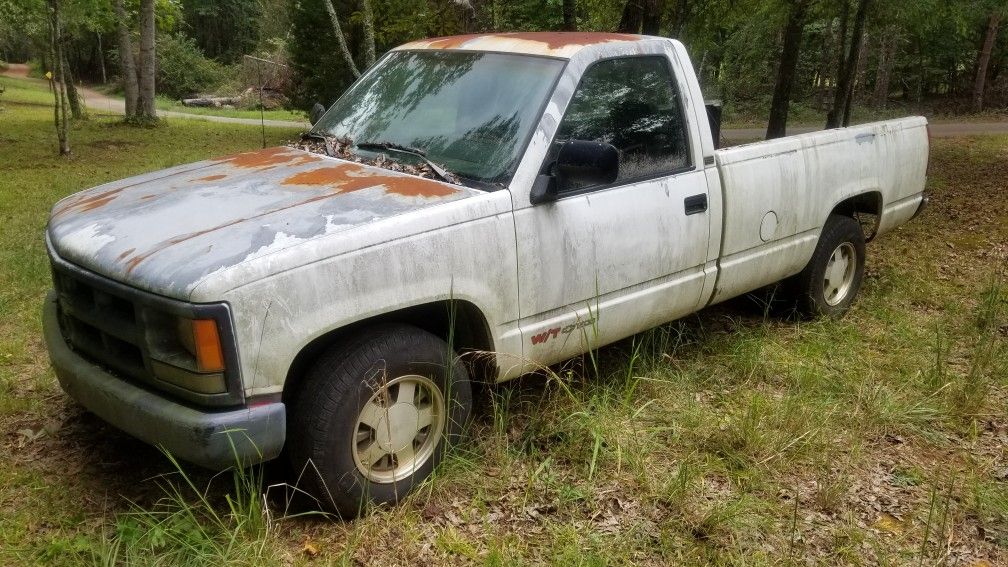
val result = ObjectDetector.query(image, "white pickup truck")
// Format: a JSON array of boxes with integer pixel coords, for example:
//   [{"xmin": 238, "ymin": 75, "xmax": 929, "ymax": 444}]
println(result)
[{"xmin": 42, "ymin": 32, "xmax": 928, "ymax": 515}]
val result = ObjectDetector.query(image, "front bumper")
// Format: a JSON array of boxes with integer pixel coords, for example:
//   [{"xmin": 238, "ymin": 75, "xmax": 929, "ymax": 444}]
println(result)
[{"xmin": 43, "ymin": 291, "xmax": 285, "ymax": 470}]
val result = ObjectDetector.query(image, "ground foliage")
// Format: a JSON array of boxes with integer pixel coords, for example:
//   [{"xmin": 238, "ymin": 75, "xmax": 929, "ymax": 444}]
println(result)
[{"xmin": 155, "ymin": 33, "xmax": 237, "ymax": 99}]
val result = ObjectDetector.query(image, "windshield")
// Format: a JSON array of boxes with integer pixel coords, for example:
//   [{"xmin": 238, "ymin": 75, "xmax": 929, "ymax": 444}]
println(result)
[{"xmin": 311, "ymin": 50, "xmax": 565, "ymax": 185}]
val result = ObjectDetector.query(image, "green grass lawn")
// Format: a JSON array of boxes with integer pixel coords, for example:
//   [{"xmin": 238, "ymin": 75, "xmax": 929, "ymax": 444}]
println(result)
[
  {"xmin": 1, "ymin": 74, "xmax": 59, "ymax": 106},
  {"xmin": 1, "ymin": 78, "xmax": 1005, "ymax": 565}
]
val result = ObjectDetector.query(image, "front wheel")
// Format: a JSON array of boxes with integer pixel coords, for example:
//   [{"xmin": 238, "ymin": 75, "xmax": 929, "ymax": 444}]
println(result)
[
  {"xmin": 790, "ymin": 214, "xmax": 866, "ymax": 318},
  {"xmin": 287, "ymin": 324, "xmax": 472, "ymax": 517}
]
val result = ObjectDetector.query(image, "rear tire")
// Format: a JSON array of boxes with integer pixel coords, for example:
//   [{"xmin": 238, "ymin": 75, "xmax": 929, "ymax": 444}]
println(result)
[
  {"xmin": 790, "ymin": 214, "xmax": 865, "ymax": 318},
  {"xmin": 287, "ymin": 324, "xmax": 472, "ymax": 517}
]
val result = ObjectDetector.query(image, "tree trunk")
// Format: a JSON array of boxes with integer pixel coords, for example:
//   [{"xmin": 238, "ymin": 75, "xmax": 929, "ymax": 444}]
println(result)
[
  {"xmin": 562, "ymin": 0, "xmax": 577, "ymax": 31},
  {"xmin": 814, "ymin": 18, "xmax": 834, "ymax": 110},
  {"xmin": 827, "ymin": 0, "xmax": 849, "ymax": 108},
  {"xmin": 669, "ymin": 0, "xmax": 689, "ymax": 37},
  {"xmin": 618, "ymin": 0, "xmax": 644, "ymax": 33},
  {"xmin": 322, "ymin": 0, "xmax": 361, "ymax": 78},
  {"xmin": 49, "ymin": 0, "xmax": 70, "ymax": 155},
  {"xmin": 641, "ymin": 0, "xmax": 664, "ymax": 35},
  {"xmin": 766, "ymin": 0, "xmax": 812, "ymax": 139},
  {"xmin": 97, "ymin": 32, "xmax": 107, "ymax": 84},
  {"xmin": 49, "ymin": 11, "xmax": 59, "ymax": 129},
  {"xmin": 841, "ymin": 30, "xmax": 869, "ymax": 124},
  {"xmin": 619, "ymin": 0, "xmax": 662, "ymax": 34},
  {"xmin": 137, "ymin": 0, "xmax": 157, "ymax": 120},
  {"xmin": 826, "ymin": 0, "xmax": 871, "ymax": 128},
  {"xmin": 973, "ymin": 10, "xmax": 1002, "ymax": 112},
  {"xmin": 453, "ymin": 0, "xmax": 476, "ymax": 32},
  {"xmin": 841, "ymin": 73, "xmax": 855, "ymax": 125},
  {"xmin": 872, "ymin": 29, "xmax": 894, "ymax": 107},
  {"xmin": 834, "ymin": 0, "xmax": 849, "ymax": 99},
  {"xmin": 851, "ymin": 31, "xmax": 869, "ymax": 101},
  {"xmin": 62, "ymin": 54, "xmax": 85, "ymax": 119},
  {"xmin": 112, "ymin": 0, "xmax": 138, "ymax": 118},
  {"xmin": 360, "ymin": 0, "xmax": 376, "ymax": 68}
]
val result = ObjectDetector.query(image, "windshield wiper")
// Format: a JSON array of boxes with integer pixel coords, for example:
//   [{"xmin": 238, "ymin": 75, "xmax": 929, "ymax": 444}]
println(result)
[{"xmin": 354, "ymin": 141, "xmax": 455, "ymax": 184}]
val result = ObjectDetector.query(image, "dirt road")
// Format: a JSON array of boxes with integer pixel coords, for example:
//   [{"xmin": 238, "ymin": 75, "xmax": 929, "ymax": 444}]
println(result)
[
  {"xmin": 2, "ymin": 63, "xmax": 308, "ymax": 129},
  {"xmin": 4, "ymin": 62, "xmax": 1006, "ymax": 138}
]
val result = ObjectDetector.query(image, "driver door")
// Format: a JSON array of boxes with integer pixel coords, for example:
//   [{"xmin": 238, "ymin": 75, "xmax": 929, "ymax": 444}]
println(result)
[{"xmin": 512, "ymin": 55, "xmax": 712, "ymax": 366}]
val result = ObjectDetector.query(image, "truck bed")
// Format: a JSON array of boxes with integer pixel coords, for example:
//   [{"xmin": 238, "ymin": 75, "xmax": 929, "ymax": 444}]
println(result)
[{"xmin": 709, "ymin": 117, "xmax": 929, "ymax": 303}]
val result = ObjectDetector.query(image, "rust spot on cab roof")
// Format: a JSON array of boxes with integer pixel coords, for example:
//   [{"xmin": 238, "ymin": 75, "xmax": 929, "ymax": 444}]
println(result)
[
  {"xmin": 197, "ymin": 174, "xmax": 227, "ymax": 182},
  {"xmin": 214, "ymin": 147, "xmax": 321, "ymax": 169},
  {"xmin": 496, "ymin": 32, "xmax": 640, "ymax": 49},
  {"xmin": 408, "ymin": 32, "xmax": 640, "ymax": 53},
  {"xmin": 282, "ymin": 163, "xmax": 457, "ymax": 198},
  {"xmin": 423, "ymin": 34, "xmax": 483, "ymax": 49}
]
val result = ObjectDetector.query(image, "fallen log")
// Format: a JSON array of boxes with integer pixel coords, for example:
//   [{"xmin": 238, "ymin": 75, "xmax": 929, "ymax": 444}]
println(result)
[{"xmin": 181, "ymin": 96, "xmax": 241, "ymax": 108}]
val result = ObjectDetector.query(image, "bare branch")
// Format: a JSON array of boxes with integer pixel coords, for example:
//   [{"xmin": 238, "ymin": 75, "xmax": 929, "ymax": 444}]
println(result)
[{"xmin": 322, "ymin": 0, "xmax": 361, "ymax": 79}]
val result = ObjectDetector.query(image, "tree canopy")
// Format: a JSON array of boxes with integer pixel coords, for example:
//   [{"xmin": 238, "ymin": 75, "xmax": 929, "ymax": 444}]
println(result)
[{"xmin": 1, "ymin": 0, "xmax": 1004, "ymax": 128}]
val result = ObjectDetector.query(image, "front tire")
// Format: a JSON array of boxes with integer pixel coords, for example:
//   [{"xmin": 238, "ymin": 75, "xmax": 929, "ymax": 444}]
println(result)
[
  {"xmin": 287, "ymin": 324, "xmax": 472, "ymax": 517},
  {"xmin": 791, "ymin": 214, "xmax": 866, "ymax": 318}
]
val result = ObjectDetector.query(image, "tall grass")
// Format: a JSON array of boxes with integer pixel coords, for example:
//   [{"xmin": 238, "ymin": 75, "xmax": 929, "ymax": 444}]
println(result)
[
  {"xmin": 97, "ymin": 442, "xmax": 278, "ymax": 566},
  {"xmin": 85, "ymin": 272, "xmax": 1003, "ymax": 564}
]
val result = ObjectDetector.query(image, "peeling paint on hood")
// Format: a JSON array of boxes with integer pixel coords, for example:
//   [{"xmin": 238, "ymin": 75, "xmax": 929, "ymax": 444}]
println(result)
[{"xmin": 47, "ymin": 147, "xmax": 478, "ymax": 298}]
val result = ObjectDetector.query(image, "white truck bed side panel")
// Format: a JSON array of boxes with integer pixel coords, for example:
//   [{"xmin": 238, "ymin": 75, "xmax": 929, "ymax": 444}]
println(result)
[{"xmin": 711, "ymin": 117, "xmax": 928, "ymax": 302}]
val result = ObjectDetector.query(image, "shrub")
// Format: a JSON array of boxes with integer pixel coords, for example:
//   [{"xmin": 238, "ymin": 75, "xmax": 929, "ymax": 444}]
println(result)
[
  {"xmin": 157, "ymin": 34, "xmax": 236, "ymax": 99},
  {"xmin": 28, "ymin": 58, "xmax": 46, "ymax": 78}
]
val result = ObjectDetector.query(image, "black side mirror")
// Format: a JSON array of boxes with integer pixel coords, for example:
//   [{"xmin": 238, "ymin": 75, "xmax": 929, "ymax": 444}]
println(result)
[
  {"xmin": 529, "ymin": 174, "xmax": 557, "ymax": 204},
  {"xmin": 531, "ymin": 140, "xmax": 619, "ymax": 205},
  {"xmin": 555, "ymin": 140, "xmax": 619, "ymax": 192},
  {"xmin": 309, "ymin": 102, "xmax": 326, "ymax": 126}
]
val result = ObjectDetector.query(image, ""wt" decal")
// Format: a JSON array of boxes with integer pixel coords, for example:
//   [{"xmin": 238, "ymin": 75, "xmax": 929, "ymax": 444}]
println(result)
[{"xmin": 529, "ymin": 317, "xmax": 596, "ymax": 346}]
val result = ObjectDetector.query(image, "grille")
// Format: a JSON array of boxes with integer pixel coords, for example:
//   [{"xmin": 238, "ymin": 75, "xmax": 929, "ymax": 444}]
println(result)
[
  {"xmin": 47, "ymin": 248, "xmax": 244, "ymax": 407},
  {"xmin": 53, "ymin": 266, "xmax": 152, "ymax": 384}
]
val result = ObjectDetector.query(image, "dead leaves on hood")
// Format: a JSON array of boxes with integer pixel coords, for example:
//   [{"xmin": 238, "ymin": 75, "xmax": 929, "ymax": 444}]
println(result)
[{"xmin": 288, "ymin": 135, "xmax": 462, "ymax": 185}]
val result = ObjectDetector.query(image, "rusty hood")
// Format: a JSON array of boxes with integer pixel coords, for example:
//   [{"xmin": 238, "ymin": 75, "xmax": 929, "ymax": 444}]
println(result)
[{"xmin": 47, "ymin": 146, "xmax": 479, "ymax": 298}]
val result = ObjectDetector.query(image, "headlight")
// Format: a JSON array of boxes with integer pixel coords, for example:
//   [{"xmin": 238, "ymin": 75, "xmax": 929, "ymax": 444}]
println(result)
[{"xmin": 149, "ymin": 317, "xmax": 227, "ymax": 395}]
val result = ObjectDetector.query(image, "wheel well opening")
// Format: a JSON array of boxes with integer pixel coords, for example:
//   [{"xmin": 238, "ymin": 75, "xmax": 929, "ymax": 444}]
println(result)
[
  {"xmin": 282, "ymin": 300, "xmax": 496, "ymax": 405},
  {"xmin": 831, "ymin": 191, "xmax": 882, "ymax": 241}
]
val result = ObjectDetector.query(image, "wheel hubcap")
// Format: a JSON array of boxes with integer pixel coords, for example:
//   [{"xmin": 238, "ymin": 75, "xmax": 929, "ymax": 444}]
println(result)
[
  {"xmin": 352, "ymin": 374, "xmax": 445, "ymax": 484},
  {"xmin": 823, "ymin": 242, "xmax": 857, "ymax": 306}
]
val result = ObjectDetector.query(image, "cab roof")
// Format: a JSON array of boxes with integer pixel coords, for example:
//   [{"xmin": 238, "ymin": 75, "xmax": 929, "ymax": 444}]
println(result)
[{"xmin": 394, "ymin": 32, "xmax": 650, "ymax": 59}]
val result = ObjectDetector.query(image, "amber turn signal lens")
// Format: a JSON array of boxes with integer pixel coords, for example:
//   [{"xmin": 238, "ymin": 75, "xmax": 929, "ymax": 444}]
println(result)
[{"xmin": 192, "ymin": 319, "xmax": 225, "ymax": 372}]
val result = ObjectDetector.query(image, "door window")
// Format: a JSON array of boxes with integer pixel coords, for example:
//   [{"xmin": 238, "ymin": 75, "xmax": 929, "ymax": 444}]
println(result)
[{"xmin": 550, "ymin": 56, "xmax": 692, "ymax": 192}]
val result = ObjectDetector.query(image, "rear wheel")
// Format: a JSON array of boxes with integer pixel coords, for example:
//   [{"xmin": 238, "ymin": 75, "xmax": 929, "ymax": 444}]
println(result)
[
  {"xmin": 790, "ymin": 214, "xmax": 866, "ymax": 318},
  {"xmin": 287, "ymin": 324, "xmax": 472, "ymax": 516}
]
